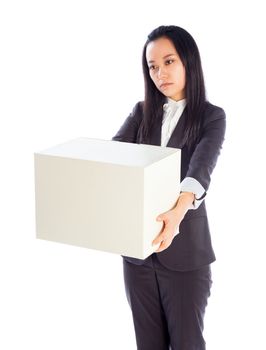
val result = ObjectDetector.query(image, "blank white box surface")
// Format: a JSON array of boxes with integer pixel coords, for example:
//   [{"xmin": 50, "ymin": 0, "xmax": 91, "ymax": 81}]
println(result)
[{"xmin": 34, "ymin": 137, "xmax": 181, "ymax": 259}]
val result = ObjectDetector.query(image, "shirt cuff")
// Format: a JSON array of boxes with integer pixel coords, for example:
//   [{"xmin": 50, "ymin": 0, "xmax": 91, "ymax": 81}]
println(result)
[{"xmin": 180, "ymin": 177, "xmax": 206, "ymax": 210}]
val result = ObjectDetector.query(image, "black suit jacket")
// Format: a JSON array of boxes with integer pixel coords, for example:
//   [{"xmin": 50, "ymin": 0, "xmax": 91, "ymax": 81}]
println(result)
[{"xmin": 112, "ymin": 101, "xmax": 226, "ymax": 271}]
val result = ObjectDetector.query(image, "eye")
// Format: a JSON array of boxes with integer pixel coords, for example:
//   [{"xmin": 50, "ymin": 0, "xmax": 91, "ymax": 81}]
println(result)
[
  {"xmin": 166, "ymin": 59, "xmax": 174, "ymax": 65},
  {"xmin": 149, "ymin": 65, "xmax": 156, "ymax": 71}
]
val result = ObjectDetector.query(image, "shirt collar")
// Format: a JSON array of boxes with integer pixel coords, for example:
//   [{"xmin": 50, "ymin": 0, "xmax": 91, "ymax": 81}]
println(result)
[{"xmin": 163, "ymin": 97, "xmax": 187, "ymax": 112}]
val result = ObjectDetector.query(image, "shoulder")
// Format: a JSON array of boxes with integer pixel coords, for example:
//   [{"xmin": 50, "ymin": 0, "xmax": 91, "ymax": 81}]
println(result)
[
  {"xmin": 128, "ymin": 101, "xmax": 144, "ymax": 124},
  {"xmin": 132, "ymin": 100, "xmax": 144, "ymax": 114},
  {"xmin": 203, "ymin": 101, "xmax": 226, "ymax": 125}
]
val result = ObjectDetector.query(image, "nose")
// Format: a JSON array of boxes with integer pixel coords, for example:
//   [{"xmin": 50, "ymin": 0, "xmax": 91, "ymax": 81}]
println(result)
[{"xmin": 157, "ymin": 66, "xmax": 167, "ymax": 79}]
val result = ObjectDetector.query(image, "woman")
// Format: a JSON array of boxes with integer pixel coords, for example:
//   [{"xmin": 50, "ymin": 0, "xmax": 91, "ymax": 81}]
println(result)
[{"xmin": 112, "ymin": 25, "xmax": 226, "ymax": 350}]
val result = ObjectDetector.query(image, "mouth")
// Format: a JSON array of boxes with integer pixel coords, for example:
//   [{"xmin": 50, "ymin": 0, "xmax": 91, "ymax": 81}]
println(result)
[{"xmin": 160, "ymin": 83, "xmax": 173, "ymax": 89}]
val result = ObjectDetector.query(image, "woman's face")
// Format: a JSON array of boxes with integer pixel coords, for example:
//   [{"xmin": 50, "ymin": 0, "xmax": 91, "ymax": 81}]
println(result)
[{"xmin": 146, "ymin": 36, "xmax": 186, "ymax": 101}]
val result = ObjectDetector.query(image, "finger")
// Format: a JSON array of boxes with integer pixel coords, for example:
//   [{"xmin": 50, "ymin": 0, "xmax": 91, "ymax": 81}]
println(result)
[
  {"xmin": 155, "ymin": 239, "xmax": 171, "ymax": 253},
  {"xmin": 152, "ymin": 234, "xmax": 166, "ymax": 246},
  {"xmin": 152, "ymin": 226, "xmax": 172, "ymax": 246}
]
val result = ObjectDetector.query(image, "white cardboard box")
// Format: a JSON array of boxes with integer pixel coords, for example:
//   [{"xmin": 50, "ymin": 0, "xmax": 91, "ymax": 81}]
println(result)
[{"xmin": 34, "ymin": 137, "xmax": 181, "ymax": 259}]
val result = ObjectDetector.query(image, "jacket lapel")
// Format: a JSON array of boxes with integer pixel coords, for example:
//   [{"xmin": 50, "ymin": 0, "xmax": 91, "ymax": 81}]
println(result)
[
  {"xmin": 148, "ymin": 108, "xmax": 187, "ymax": 148},
  {"xmin": 166, "ymin": 108, "xmax": 187, "ymax": 148},
  {"xmin": 148, "ymin": 113, "xmax": 163, "ymax": 146}
]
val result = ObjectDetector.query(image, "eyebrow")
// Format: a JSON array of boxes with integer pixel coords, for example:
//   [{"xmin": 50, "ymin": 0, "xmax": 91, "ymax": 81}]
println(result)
[{"xmin": 148, "ymin": 54, "xmax": 176, "ymax": 64}]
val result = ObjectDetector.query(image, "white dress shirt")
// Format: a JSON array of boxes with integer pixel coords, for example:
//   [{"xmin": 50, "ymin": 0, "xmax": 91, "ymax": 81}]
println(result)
[{"xmin": 161, "ymin": 97, "xmax": 206, "ymax": 210}]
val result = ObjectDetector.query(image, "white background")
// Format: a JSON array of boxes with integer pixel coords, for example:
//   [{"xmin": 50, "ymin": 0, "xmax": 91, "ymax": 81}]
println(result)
[{"xmin": 0, "ymin": 0, "xmax": 265, "ymax": 349}]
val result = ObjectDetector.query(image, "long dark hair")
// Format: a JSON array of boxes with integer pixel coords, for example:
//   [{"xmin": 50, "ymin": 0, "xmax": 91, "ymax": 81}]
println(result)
[{"xmin": 139, "ymin": 25, "xmax": 207, "ymax": 148}]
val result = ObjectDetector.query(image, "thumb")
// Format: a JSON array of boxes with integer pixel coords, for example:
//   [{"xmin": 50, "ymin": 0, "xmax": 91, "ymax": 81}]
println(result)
[{"xmin": 156, "ymin": 215, "xmax": 164, "ymax": 222}]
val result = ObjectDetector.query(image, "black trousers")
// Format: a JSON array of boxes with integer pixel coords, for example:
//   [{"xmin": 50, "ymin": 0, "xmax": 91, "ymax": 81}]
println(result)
[{"xmin": 123, "ymin": 253, "xmax": 212, "ymax": 350}]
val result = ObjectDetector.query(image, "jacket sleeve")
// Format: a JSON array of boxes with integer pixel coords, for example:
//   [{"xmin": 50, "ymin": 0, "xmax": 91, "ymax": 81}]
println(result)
[
  {"xmin": 182, "ymin": 105, "xmax": 226, "ymax": 207},
  {"xmin": 111, "ymin": 102, "xmax": 143, "ymax": 143}
]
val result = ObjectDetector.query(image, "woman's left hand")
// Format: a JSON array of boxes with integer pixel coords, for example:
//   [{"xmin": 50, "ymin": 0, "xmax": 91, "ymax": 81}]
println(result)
[
  {"xmin": 152, "ymin": 208, "xmax": 181, "ymax": 253},
  {"xmin": 152, "ymin": 192, "xmax": 195, "ymax": 253}
]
